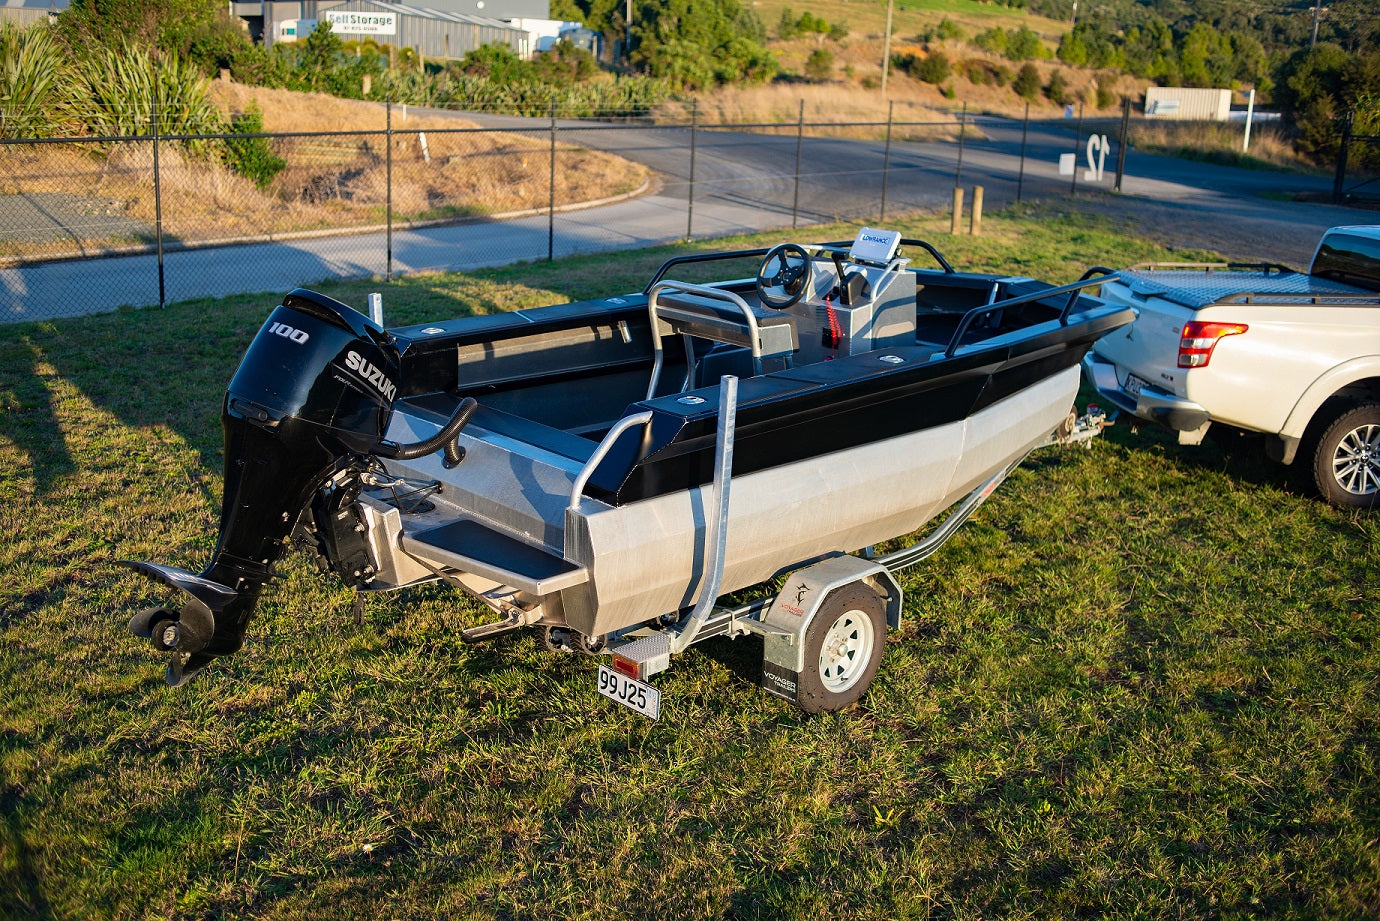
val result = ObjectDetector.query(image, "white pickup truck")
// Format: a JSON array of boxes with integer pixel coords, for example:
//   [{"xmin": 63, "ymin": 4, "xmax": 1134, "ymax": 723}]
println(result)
[{"xmin": 1082, "ymin": 225, "xmax": 1380, "ymax": 509}]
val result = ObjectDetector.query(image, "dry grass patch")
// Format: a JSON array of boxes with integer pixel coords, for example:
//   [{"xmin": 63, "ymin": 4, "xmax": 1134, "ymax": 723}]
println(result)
[
  {"xmin": 1128, "ymin": 118, "xmax": 1314, "ymax": 172},
  {"xmin": 0, "ymin": 82, "xmax": 648, "ymax": 262}
]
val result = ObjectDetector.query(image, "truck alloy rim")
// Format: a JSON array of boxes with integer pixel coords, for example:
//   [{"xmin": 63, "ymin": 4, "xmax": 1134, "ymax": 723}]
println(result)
[
  {"xmin": 818, "ymin": 608, "xmax": 876, "ymax": 692},
  {"xmin": 1332, "ymin": 422, "xmax": 1380, "ymax": 496}
]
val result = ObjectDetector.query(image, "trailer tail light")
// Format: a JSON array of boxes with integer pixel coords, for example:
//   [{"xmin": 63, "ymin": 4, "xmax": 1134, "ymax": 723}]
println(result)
[
  {"xmin": 612, "ymin": 655, "xmax": 641, "ymax": 680},
  {"xmin": 1178, "ymin": 321, "xmax": 1247, "ymax": 368}
]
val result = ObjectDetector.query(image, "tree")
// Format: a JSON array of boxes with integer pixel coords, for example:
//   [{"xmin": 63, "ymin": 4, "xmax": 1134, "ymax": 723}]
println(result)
[
  {"xmin": 1275, "ymin": 43, "xmax": 1354, "ymax": 161},
  {"xmin": 58, "ymin": 0, "xmax": 224, "ymax": 56},
  {"xmin": 628, "ymin": 0, "xmax": 775, "ymax": 88},
  {"xmin": 1178, "ymin": 22, "xmax": 1232, "ymax": 88}
]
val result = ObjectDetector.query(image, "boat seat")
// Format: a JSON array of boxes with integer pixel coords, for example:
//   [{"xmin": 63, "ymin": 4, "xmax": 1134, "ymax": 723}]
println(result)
[
  {"xmin": 647, "ymin": 284, "xmax": 799, "ymax": 398},
  {"xmin": 654, "ymin": 290, "xmax": 798, "ymax": 360},
  {"xmin": 468, "ymin": 403, "xmax": 598, "ymax": 465}
]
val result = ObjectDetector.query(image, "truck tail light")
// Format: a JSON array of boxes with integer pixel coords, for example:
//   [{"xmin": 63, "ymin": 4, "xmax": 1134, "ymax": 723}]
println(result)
[{"xmin": 1178, "ymin": 321, "xmax": 1247, "ymax": 368}]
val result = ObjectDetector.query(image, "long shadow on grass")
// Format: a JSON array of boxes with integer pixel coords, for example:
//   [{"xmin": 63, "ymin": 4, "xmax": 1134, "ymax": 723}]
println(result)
[
  {"xmin": 0, "ymin": 333, "xmax": 78, "ymax": 491},
  {"xmin": 0, "ymin": 730, "xmax": 55, "ymax": 920}
]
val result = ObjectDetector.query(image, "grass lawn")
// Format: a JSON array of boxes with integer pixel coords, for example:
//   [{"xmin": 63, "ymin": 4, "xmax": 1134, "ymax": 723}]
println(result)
[{"xmin": 2, "ymin": 207, "xmax": 1377, "ymax": 919}]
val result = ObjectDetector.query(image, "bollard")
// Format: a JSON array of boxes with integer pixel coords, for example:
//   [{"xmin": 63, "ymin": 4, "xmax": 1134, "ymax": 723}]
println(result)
[
  {"xmin": 970, "ymin": 186, "xmax": 984, "ymax": 236},
  {"xmin": 951, "ymin": 187, "xmax": 965, "ymax": 235}
]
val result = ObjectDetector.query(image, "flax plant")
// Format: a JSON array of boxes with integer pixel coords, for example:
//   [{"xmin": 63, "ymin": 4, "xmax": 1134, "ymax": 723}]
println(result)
[
  {"xmin": 0, "ymin": 21, "xmax": 76, "ymax": 138},
  {"xmin": 74, "ymin": 43, "xmax": 225, "ymax": 155}
]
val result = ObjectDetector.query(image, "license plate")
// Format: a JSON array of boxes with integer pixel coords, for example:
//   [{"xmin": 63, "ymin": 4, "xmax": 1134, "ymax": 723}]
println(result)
[
  {"xmin": 1124, "ymin": 373, "xmax": 1151, "ymax": 397},
  {"xmin": 597, "ymin": 664, "xmax": 660, "ymax": 720}
]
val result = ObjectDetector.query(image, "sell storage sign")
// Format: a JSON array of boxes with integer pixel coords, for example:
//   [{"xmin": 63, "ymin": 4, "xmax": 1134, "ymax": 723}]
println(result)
[{"xmin": 324, "ymin": 10, "xmax": 398, "ymax": 35}]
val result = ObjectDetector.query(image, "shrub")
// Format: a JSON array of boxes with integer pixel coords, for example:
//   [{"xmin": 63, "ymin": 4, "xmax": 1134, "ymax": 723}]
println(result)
[
  {"xmin": 805, "ymin": 48, "xmax": 833, "ymax": 82},
  {"xmin": 776, "ymin": 8, "xmax": 798, "ymax": 39},
  {"xmin": 937, "ymin": 17, "xmax": 964, "ymax": 41},
  {"xmin": 964, "ymin": 60, "xmax": 1011, "ymax": 87},
  {"xmin": 1044, "ymin": 70, "xmax": 1072, "ymax": 105},
  {"xmin": 1006, "ymin": 26, "xmax": 1051, "ymax": 62},
  {"xmin": 1013, "ymin": 62, "xmax": 1041, "ymax": 101},
  {"xmin": 974, "ymin": 27, "xmax": 1007, "ymax": 56},
  {"xmin": 1095, "ymin": 73, "xmax": 1119, "ymax": 109},
  {"xmin": 224, "ymin": 102, "xmax": 285, "ymax": 189},
  {"xmin": 911, "ymin": 50, "xmax": 951, "ymax": 85}
]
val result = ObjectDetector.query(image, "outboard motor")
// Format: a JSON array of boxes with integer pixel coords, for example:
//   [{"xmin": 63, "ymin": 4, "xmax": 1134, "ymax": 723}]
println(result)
[{"xmin": 123, "ymin": 289, "xmax": 474, "ymax": 686}]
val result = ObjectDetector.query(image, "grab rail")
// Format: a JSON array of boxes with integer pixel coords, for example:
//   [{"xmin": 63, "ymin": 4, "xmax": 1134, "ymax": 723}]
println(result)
[
  {"xmin": 645, "ymin": 248, "xmax": 771, "ymax": 292},
  {"xmin": 646, "ymin": 280, "xmax": 768, "ymax": 399},
  {"xmin": 943, "ymin": 269, "xmax": 1120, "ymax": 358},
  {"xmin": 568, "ymin": 410, "xmax": 654, "ymax": 511}
]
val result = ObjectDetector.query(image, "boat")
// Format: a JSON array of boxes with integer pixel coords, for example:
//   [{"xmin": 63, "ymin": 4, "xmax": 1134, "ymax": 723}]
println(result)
[{"xmin": 122, "ymin": 228, "xmax": 1133, "ymax": 715}]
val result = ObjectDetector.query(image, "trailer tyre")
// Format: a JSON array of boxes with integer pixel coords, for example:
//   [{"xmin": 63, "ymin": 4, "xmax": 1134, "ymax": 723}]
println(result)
[
  {"xmin": 1311, "ymin": 402, "xmax": 1380, "ymax": 509},
  {"xmin": 797, "ymin": 585, "xmax": 887, "ymax": 714}
]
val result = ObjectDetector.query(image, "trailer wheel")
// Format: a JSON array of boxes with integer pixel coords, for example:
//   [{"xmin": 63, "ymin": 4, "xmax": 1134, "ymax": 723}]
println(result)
[
  {"xmin": 1311, "ymin": 402, "xmax": 1380, "ymax": 509},
  {"xmin": 796, "ymin": 585, "xmax": 887, "ymax": 713}
]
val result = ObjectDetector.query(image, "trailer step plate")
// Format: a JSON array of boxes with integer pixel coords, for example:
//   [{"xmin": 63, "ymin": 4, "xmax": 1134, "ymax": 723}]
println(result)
[{"xmin": 597, "ymin": 664, "xmax": 660, "ymax": 720}]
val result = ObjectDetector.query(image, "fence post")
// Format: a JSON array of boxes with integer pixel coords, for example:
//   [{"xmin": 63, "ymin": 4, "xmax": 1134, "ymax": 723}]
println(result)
[
  {"xmin": 1333, "ymin": 110, "xmax": 1352, "ymax": 206},
  {"xmin": 880, "ymin": 99, "xmax": 894, "ymax": 222},
  {"xmin": 954, "ymin": 101, "xmax": 967, "ymax": 187},
  {"xmin": 1016, "ymin": 101, "xmax": 1029, "ymax": 203},
  {"xmin": 950, "ymin": 187, "xmax": 964, "ymax": 235},
  {"xmin": 386, "ymin": 96, "xmax": 393, "ymax": 283},
  {"xmin": 548, "ymin": 99, "xmax": 557, "ymax": 261},
  {"xmin": 970, "ymin": 185, "xmax": 984, "ymax": 235},
  {"xmin": 686, "ymin": 99, "xmax": 697, "ymax": 240},
  {"xmin": 1070, "ymin": 103, "xmax": 1083, "ymax": 195},
  {"xmin": 1115, "ymin": 96, "xmax": 1130, "ymax": 192},
  {"xmin": 152, "ymin": 76, "xmax": 165, "ymax": 309},
  {"xmin": 792, "ymin": 99, "xmax": 804, "ymax": 230}
]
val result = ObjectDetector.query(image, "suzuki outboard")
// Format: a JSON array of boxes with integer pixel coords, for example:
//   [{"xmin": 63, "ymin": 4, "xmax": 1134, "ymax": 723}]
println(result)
[{"xmin": 124, "ymin": 289, "xmax": 473, "ymax": 686}]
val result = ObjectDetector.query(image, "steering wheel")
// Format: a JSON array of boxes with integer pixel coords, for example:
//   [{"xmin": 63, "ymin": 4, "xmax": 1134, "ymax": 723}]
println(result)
[{"xmin": 755, "ymin": 243, "xmax": 811, "ymax": 309}]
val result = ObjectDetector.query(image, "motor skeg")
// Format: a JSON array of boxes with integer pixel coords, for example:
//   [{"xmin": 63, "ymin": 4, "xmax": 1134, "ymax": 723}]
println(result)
[{"xmin": 122, "ymin": 289, "xmax": 401, "ymax": 686}]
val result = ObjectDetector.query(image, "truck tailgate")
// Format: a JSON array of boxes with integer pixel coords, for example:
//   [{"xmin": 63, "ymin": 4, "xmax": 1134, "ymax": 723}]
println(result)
[{"xmin": 1092, "ymin": 274, "xmax": 1198, "ymax": 398}]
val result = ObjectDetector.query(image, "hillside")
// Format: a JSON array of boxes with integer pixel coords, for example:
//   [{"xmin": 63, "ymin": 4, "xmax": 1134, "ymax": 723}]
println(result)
[{"xmin": 688, "ymin": 0, "xmax": 1143, "ymax": 124}]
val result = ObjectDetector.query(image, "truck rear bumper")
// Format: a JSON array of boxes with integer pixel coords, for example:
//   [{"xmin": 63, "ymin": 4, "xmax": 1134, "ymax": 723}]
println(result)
[{"xmin": 1081, "ymin": 353, "xmax": 1212, "ymax": 438}]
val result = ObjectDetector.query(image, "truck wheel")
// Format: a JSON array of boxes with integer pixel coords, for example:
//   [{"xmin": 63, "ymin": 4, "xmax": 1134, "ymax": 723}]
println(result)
[
  {"xmin": 796, "ymin": 585, "xmax": 887, "ymax": 714},
  {"xmin": 1311, "ymin": 402, "xmax": 1380, "ymax": 509}
]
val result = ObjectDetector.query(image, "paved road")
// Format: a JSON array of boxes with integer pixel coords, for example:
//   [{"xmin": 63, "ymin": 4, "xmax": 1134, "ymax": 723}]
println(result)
[{"xmin": 1, "ymin": 113, "xmax": 1364, "ymax": 323}]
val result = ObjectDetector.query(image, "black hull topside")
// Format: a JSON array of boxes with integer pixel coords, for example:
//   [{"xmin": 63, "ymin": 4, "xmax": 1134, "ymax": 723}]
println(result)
[{"xmin": 387, "ymin": 272, "xmax": 1133, "ymax": 507}]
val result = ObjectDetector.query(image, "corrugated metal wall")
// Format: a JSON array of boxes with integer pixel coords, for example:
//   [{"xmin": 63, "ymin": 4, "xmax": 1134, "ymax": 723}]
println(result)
[
  {"xmin": 300, "ymin": 0, "xmax": 529, "ymax": 59},
  {"xmin": 1144, "ymin": 87, "xmax": 1233, "ymax": 121}
]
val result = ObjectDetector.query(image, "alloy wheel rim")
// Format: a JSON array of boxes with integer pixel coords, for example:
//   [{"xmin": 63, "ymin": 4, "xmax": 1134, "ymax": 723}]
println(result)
[{"xmin": 1332, "ymin": 422, "xmax": 1380, "ymax": 496}]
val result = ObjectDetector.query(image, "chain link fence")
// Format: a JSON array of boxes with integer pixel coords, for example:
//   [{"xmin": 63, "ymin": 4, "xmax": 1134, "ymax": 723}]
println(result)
[{"xmin": 0, "ymin": 100, "xmax": 1336, "ymax": 325}]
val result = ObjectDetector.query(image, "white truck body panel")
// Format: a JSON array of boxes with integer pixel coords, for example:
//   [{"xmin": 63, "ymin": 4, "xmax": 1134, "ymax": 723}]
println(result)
[{"xmin": 1084, "ymin": 225, "xmax": 1380, "ymax": 461}]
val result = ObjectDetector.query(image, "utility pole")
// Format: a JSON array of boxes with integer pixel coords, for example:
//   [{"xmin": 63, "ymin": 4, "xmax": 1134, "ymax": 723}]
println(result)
[
  {"xmin": 880, "ymin": 0, "xmax": 893, "ymax": 96},
  {"xmin": 1311, "ymin": 0, "xmax": 1321, "ymax": 48}
]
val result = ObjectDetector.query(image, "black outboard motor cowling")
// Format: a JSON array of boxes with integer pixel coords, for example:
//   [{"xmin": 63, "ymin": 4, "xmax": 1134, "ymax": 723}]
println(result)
[{"xmin": 124, "ymin": 289, "xmax": 402, "ymax": 686}]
